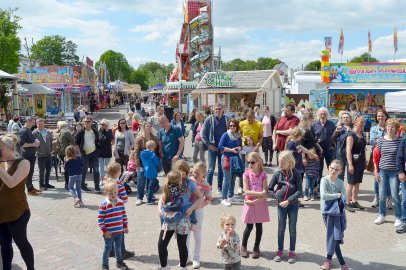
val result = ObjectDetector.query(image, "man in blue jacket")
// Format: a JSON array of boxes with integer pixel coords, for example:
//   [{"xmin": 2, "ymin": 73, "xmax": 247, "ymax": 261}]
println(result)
[{"xmin": 396, "ymin": 136, "xmax": 406, "ymax": 233}]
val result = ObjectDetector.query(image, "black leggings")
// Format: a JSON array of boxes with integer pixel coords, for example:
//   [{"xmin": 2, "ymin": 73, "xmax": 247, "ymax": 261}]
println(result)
[
  {"xmin": 327, "ymin": 240, "xmax": 346, "ymax": 265},
  {"xmin": 158, "ymin": 230, "xmax": 188, "ymax": 267},
  {"xmin": 242, "ymin": 223, "xmax": 263, "ymax": 248},
  {"xmin": 0, "ymin": 210, "xmax": 34, "ymax": 270}
]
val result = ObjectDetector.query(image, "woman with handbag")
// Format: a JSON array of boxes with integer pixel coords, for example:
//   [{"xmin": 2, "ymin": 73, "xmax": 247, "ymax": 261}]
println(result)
[
  {"xmin": 344, "ymin": 116, "xmax": 367, "ymax": 212},
  {"xmin": 113, "ymin": 118, "xmax": 135, "ymax": 172},
  {"xmin": 218, "ymin": 118, "xmax": 242, "ymax": 207}
]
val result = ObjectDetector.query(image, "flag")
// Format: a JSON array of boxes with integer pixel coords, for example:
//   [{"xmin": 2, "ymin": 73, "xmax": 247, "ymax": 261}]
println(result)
[
  {"xmin": 324, "ymin": 37, "xmax": 332, "ymax": 51},
  {"xmin": 338, "ymin": 29, "xmax": 344, "ymax": 55},
  {"xmin": 368, "ymin": 29, "xmax": 372, "ymax": 53},
  {"xmin": 86, "ymin": 57, "xmax": 93, "ymax": 67},
  {"xmin": 394, "ymin": 27, "xmax": 398, "ymax": 53}
]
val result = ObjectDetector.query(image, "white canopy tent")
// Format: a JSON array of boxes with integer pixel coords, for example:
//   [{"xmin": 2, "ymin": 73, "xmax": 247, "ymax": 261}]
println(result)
[{"xmin": 385, "ymin": 90, "xmax": 406, "ymax": 112}]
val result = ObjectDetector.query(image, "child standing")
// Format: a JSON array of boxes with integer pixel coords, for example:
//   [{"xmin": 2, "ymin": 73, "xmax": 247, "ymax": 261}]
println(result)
[
  {"xmin": 140, "ymin": 140, "xmax": 161, "ymax": 205},
  {"xmin": 240, "ymin": 152, "xmax": 269, "ymax": 259},
  {"xmin": 187, "ymin": 162, "xmax": 213, "ymax": 269},
  {"xmin": 320, "ymin": 159, "xmax": 351, "ymax": 270},
  {"xmin": 216, "ymin": 214, "xmax": 241, "ymax": 270},
  {"xmin": 241, "ymin": 135, "xmax": 255, "ymax": 166},
  {"xmin": 64, "ymin": 146, "xmax": 83, "ymax": 207},
  {"xmin": 303, "ymin": 147, "xmax": 320, "ymax": 201},
  {"xmin": 98, "ymin": 181, "xmax": 129, "ymax": 270}
]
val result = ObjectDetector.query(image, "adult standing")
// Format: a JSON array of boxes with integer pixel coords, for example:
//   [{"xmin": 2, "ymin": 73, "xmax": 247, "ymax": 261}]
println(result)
[
  {"xmin": 262, "ymin": 105, "xmax": 276, "ymax": 167},
  {"xmin": 369, "ymin": 109, "xmax": 391, "ymax": 208},
  {"xmin": 192, "ymin": 112, "xmax": 206, "ymax": 163},
  {"xmin": 18, "ymin": 116, "xmax": 40, "ymax": 196},
  {"xmin": 332, "ymin": 111, "xmax": 353, "ymax": 180},
  {"xmin": 345, "ymin": 116, "xmax": 367, "ymax": 212},
  {"xmin": 396, "ymin": 130, "xmax": 406, "ymax": 233},
  {"xmin": 149, "ymin": 105, "xmax": 165, "ymax": 140},
  {"xmin": 134, "ymin": 121, "xmax": 160, "ymax": 205},
  {"xmin": 188, "ymin": 108, "xmax": 197, "ymax": 132},
  {"xmin": 273, "ymin": 104, "xmax": 300, "ymax": 164},
  {"xmin": 0, "ymin": 134, "xmax": 34, "ymax": 270},
  {"xmin": 113, "ymin": 118, "xmax": 135, "ymax": 172},
  {"xmin": 75, "ymin": 116, "xmax": 101, "ymax": 193},
  {"xmin": 201, "ymin": 103, "xmax": 229, "ymax": 193},
  {"xmin": 158, "ymin": 115, "xmax": 184, "ymax": 174},
  {"xmin": 32, "ymin": 118, "xmax": 54, "ymax": 190},
  {"xmin": 98, "ymin": 119, "xmax": 113, "ymax": 182},
  {"xmin": 57, "ymin": 121, "xmax": 75, "ymax": 190},
  {"xmin": 218, "ymin": 118, "xmax": 243, "ymax": 207},
  {"xmin": 171, "ymin": 111, "xmax": 186, "ymax": 137}
]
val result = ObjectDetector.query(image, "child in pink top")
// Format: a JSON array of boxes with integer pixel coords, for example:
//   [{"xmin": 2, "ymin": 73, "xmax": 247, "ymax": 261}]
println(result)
[
  {"xmin": 126, "ymin": 151, "xmax": 137, "ymax": 172},
  {"xmin": 241, "ymin": 152, "xmax": 270, "ymax": 259}
]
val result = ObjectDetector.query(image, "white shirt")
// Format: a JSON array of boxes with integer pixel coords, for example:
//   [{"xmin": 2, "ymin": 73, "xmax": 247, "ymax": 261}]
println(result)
[{"xmin": 83, "ymin": 130, "xmax": 96, "ymax": 154}]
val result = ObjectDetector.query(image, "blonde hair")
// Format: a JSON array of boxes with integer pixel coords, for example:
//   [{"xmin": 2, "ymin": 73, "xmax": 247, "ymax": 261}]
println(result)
[
  {"xmin": 132, "ymin": 114, "xmax": 140, "ymax": 122},
  {"xmin": 337, "ymin": 111, "xmax": 352, "ymax": 126},
  {"xmin": 285, "ymin": 127, "xmax": 304, "ymax": 149},
  {"xmin": 163, "ymin": 170, "xmax": 182, "ymax": 203},
  {"xmin": 57, "ymin": 121, "xmax": 68, "ymax": 130},
  {"xmin": 146, "ymin": 140, "xmax": 156, "ymax": 151},
  {"xmin": 278, "ymin": 150, "xmax": 296, "ymax": 171},
  {"xmin": 254, "ymin": 106, "xmax": 260, "ymax": 113},
  {"xmin": 65, "ymin": 145, "xmax": 76, "ymax": 160},
  {"xmin": 0, "ymin": 134, "xmax": 18, "ymax": 158},
  {"xmin": 99, "ymin": 119, "xmax": 110, "ymax": 128},
  {"xmin": 220, "ymin": 214, "xmax": 236, "ymax": 229},
  {"xmin": 330, "ymin": 159, "xmax": 344, "ymax": 171},
  {"xmin": 386, "ymin": 118, "xmax": 400, "ymax": 131},
  {"xmin": 193, "ymin": 162, "xmax": 207, "ymax": 177},
  {"xmin": 172, "ymin": 159, "xmax": 190, "ymax": 177},
  {"xmin": 104, "ymin": 181, "xmax": 118, "ymax": 194},
  {"xmin": 106, "ymin": 162, "xmax": 121, "ymax": 178},
  {"xmin": 196, "ymin": 112, "xmax": 205, "ymax": 122},
  {"xmin": 247, "ymin": 152, "xmax": 263, "ymax": 172}
]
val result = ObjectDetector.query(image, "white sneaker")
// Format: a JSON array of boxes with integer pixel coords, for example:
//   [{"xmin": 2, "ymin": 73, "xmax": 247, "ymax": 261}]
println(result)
[
  {"xmin": 136, "ymin": 199, "xmax": 142, "ymax": 206},
  {"xmin": 237, "ymin": 187, "xmax": 243, "ymax": 195},
  {"xmin": 394, "ymin": 218, "xmax": 403, "ymax": 227},
  {"xmin": 374, "ymin": 215, "xmax": 386, "ymax": 225},
  {"xmin": 192, "ymin": 261, "xmax": 201, "ymax": 269},
  {"xmin": 303, "ymin": 196, "xmax": 309, "ymax": 201},
  {"xmin": 310, "ymin": 196, "xmax": 315, "ymax": 201},
  {"xmin": 221, "ymin": 199, "xmax": 231, "ymax": 207}
]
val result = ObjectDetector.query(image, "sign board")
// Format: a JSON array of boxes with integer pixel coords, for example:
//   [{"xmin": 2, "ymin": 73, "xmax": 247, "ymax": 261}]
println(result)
[
  {"xmin": 217, "ymin": 94, "xmax": 226, "ymax": 105},
  {"xmin": 207, "ymin": 94, "xmax": 215, "ymax": 106},
  {"xmin": 255, "ymin": 91, "xmax": 263, "ymax": 105},
  {"xmin": 206, "ymin": 72, "xmax": 234, "ymax": 87}
]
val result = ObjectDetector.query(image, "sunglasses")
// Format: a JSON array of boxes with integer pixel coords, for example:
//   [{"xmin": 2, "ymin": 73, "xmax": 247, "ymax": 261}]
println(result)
[
  {"xmin": 229, "ymin": 124, "xmax": 236, "ymax": 127},
  {"xmin": 248, "ymin": 161, "xmax": 256, "ymax": 165},
  {"xmin": 84, "ymin": 120, "xmax": 91, "ymax": 123}
]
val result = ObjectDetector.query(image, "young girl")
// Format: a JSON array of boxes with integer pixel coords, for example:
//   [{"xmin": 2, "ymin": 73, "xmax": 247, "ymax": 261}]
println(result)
[
  {"xmin": 216, "ymin": 214, "xmax": 241, "ymax": 270},
  {"xmin": 241, "ymin": 135, "xmax": 255, "ymax": 168},
  {"xmin": 320, "ymin": 160, "xmax": 351, "ymax": 270},
  {"xmin": 64, "ymin": 145, "xmax": 84, "ymax": 207},
  {"xmin": 240, "ymin": 152, "xmax": 269, "ymax": 259},
  {"xmin": 303, "ymin": 147, "xmax": 320, "ymax": 201},
  {"xmin": 187, "ymin": 162, "xmax": 213, "ymax": 268},
  {"xmin": 268, "ymin": 150, "xmax": 302, "ymax": 264},
  {"xmin": 127, "ymin": 151, "xmax": 137, "ymax": 173}
]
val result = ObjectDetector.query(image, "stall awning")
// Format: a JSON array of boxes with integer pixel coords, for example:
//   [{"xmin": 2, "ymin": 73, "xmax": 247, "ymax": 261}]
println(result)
[
  {"xmin": 192, "ymin": 88, "xmax": 262, "ymax": 94},
  {"xmin": 0, "ymin": 70, "xmax": 17, "ymax": 80},
  {"xmin": 17, "ymin": 80, "xmax": 58, "ymax": 95}
]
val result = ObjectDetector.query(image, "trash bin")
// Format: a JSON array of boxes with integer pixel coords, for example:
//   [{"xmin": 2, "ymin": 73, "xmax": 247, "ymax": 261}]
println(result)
[{"xmin": 164, "ymin": 106, "xmax": 175, "ymax": 122}]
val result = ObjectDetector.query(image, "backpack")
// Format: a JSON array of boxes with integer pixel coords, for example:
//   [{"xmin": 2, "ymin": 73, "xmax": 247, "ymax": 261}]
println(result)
[{"xmin": 52, "ymin": 133, "xmax": 61, "ymax": 154}]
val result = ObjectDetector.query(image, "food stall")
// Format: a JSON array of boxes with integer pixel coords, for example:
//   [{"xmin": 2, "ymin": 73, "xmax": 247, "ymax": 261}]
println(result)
[{"xmin": 17, "ymin": 80, "xmax": 58, "ymax": 116}]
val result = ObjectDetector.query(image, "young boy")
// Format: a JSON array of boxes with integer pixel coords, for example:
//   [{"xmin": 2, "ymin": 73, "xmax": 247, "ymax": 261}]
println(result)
[
  {"xmin": 106, "ymin": 162, "xmax": 134, "ymax": 260},
  {"xmin": 98, "ymin": 181, "xmax": 129, "ymax": 270},
  {"xmin": 140, "ymin": 140, "xmax": 161, "ymax": 205}
]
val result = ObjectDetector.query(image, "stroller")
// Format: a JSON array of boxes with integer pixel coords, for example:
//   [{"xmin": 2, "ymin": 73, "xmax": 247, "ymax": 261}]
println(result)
[{"xmin": 119, "ymin": 170, "xmax": 137, "ymax": 194}]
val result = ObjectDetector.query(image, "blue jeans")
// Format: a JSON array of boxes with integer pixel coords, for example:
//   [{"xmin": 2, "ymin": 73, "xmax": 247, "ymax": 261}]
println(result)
[
  {"xmin": 69, "ymin": 174, "xmax": 82, "ymax": 200},
  {"xmin": 374, "ymin": 177, "xmax": 392, "ymax": 197},
  {"xmin": 378, "ymin": 169, "xmax": 401, "ymax": 218},
  {"xmin": 221, "ymin": 156, "xmax": 236, "ymax": 200},
  {"xmin": 207, "ymin": 149, "xmax": 223, "ymax": 191},
  {"xmin": 304, "ymin": 175, "xmax": 317, "ymax": 197},
  {"xmin": 147, "ymin": 178, "xmax": 158, "ymax": 203},
  {"xmin": 401, "ymin": 181, "xmax": 406, "ymax": 222},
  {"xmin": 99, "ymin": 157, "xmax": 111, "ymax": 178},
  {"xmin": 38, "ymin": 155, "xmax": 52, "ymax": 186},
  {"xmin": 277, "ymin": 204, "xmax": 299, "ymax": 252},
  {"xmin": 81, "ymin": 151, "xmax": 100, "ymax": 189},
  {"xmin": 102, "ymin": 233, "xmax": 123, "ymax": 266},
  {"xmin": 137, "ymin": 172, "xmax": 146, "ymax": 200}
]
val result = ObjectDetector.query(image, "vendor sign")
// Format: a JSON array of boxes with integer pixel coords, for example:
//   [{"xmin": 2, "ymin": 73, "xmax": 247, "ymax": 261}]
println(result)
[{"xmin": 206, "ymin": 72, "xmax": 234, "ymax": 87}]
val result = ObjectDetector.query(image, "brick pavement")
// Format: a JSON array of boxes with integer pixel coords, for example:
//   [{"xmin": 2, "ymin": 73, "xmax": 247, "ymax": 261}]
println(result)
[{"xmin": 8, "ymin": 107, "xmax": 406, "ymax": 270}]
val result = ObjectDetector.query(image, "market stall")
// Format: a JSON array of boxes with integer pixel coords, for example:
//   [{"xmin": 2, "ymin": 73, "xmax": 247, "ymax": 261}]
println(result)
[
  {"xmin": 17, "ymin": 80, "xmax": 58, "ymax": 116},
  {"xmin": 193, "ymin": 70, "xmax": 283, "ymax": 115}
]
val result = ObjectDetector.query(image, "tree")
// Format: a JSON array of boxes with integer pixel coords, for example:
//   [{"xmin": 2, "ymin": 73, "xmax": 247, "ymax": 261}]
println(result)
[
  {"xmin": 137, "ymin": 61, "xmax": 175, "ymax": 87},
  {"xmin": 0, "ymin": 8, "xmax": 21, "ymax": 73},
  {"xmin": 221, "ymin": 57, "xmax": 281, "ymax": 71},
  {"xmin": 30, "ymin": 35, "xmax": 80, "ymax": 66},
  {"xmin": 129, "ymin": 69, "xmax": 148, "ymax": 90},
  {"xmin": 304, "ymin": 60, "xmax": 321, "ymax": 71},
  {"xmin": 96, "ymin": 50, "xmax": 132, "ymax": 81},
  {"xmin": 350, "ymin": 53, "xmax": 379, "ymax": 63}
]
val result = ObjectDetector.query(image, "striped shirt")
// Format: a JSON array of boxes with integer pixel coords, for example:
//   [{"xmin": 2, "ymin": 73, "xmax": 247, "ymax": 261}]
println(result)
[
  {"xmin": 305, "ymin": 159, "xmax": 320, "ymax": 177},
  {"xmin": 110, "ymin": 178, "xmax": 128, "ymax": 203},
  {"xmin": 376, "ymin": 137, "xmax": 402, "ymax": 170},
  {"xmin": 98, "ymin": 198, "xmax": 128, "ymax": 234}
]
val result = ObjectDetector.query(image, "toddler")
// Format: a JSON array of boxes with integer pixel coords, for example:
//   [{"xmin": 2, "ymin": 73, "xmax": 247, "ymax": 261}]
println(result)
[
  {"xmin": 140, "ymin": 140, "xmax": 160, "ymax": 205},
  {"xmin": 303, "ymin": 147, "xmax": 321, "ymax": 201},
  {"xmin": 64, "ymin": 145, "xmax": 83, "ymax": 207},
  {"xmin": 216, "ymin": 214, "xmax": 241, "ymax": 270}
]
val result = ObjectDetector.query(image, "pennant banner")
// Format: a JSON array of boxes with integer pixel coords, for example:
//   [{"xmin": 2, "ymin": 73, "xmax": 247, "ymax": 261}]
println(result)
[
  {"xmin": 394, "ymin": 27, "xmax": 398, "ymax": 53},
  {"xmin": 338, "ymin": 29, "xmax": 344, "ymax": 55},
  {"xmin": 368, "ymin": 29, "xmax": 372, "ymax": 53},
  {"xmin": 324, "ymin": 37, "xmax": 332, "ymax": 51}
]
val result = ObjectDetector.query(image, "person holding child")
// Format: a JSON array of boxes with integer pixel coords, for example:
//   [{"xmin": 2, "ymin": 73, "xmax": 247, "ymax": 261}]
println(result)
[
  {"xmin": 64, "ymin": 146, "xmax": 84, "ymax": 207},
  {"xmin": 98, "ymin": 181, "xmax": 129, "ymax": 270},
  {"xmin": 140, "ymin": 140, "xmax": 161, "ymax": 205},
  {"xmin": 216, "ymin": 214, "xmax": 241, "ymax": 270},
  {"xmin": 240, "ymin": 152, "xmax": 269, "ymax": 259}
]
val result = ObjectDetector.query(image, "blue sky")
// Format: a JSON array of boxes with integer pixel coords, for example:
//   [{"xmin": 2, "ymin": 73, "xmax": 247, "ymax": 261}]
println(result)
[{"xmin": 3, "ymin": 0, "xmax": 406, "ymax": 70}]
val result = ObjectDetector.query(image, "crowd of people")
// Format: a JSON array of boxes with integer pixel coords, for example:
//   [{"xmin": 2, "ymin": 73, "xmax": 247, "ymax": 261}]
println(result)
[{"xmin": 0, "ymin": 100, "xmax": 405, "ymax": 270}]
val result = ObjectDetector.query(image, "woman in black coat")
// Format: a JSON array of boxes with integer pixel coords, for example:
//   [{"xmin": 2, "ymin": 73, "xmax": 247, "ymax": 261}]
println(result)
[{"xmin": 98, "ymin": 119, "xmax": 113, "ymax": 183}]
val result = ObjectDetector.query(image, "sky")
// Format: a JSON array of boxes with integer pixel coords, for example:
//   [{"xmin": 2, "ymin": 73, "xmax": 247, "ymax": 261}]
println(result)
[{"xmin": 3, "ymin": 0, "xmax": 406, "ymax": 71}]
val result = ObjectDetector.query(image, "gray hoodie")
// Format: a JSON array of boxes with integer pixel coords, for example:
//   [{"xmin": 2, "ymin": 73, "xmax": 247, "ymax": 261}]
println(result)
[{"xmin": 33, "ymin": 129, "xmax": 53, "ymax": 157}]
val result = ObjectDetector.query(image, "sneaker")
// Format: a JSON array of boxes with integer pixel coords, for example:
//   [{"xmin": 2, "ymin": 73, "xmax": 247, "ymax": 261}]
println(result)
[
  {"xmin": 146, "ymin": 201, "xmax": 156, "ymax": 205},
  {"xmin": 371, "ymin": 196, "xmax": 379, "ymax": 208},
  {"xmin": 310, "ymin": 196, "xmax": 315, "ymax": 201},
  {"xmin": 116, "ymin": 260, "xmax": 128, "ymax": 270},
  {"xmin": 353, "ymin": 201, "xmax": 365, "ymax": 210},
  {"xmin": 82, "ymin": 186, "xmax": 91, "ymax": 192},
  {"xmin": 288, "ymin": 251, "xmax": 297, "ymax": 264},
  {"xmin": 345, "ymin": 203, "xmax": 356, "ymax": 213},
  {"xmin": 136, "ymin": 199, "xmax": 142, "ymax": 206},
  {"xmin": 396, "ymin": 223, "xmax": 406, "ymax": 234},
  {"xmin": 192, "ymin": 261, "xmax": 201, "ymax": 269},
  {"xmin": 39, "ymin": 184, "xmax": 47, "ymax": 190},
  {"xmin": 341, "ymin": 264, "xmax": 351, "ymax": 270},
  {"xmin": 303, "ymin": 196, "xmax": 309, "ymax": 201},
  {"xmin": 94, "ymin": 187, "xmax": 101, "ymax": 194},
  {"xmin": 122, "ymin": 250, "xmax": 135, "ymax": 259},
  {"xmin": 374, "ymin": 215, "xmax": 386, "ymax": 225},
  {"xmin": 45, "ymin": 183, "xmax": 55, "ymax": 189},
  {"xmin": 33, "ymin": 188, "xmax": 42, "ymax": 193},
  {"xmin": 252, "ymin": 246, "xmax": 260, "ymax": 259},
  {"xmin": 99, "ymin": 181, "xmax": 104, "ymax": 187},
  {"xmin": 227, "ymin": 197, "xmax": 240, "ymax": 203},
  {"xmin": 394, "ymin": 218, "xmax": 403, "ymax": 227},
  {"xmin": 79, "ymin": 200, "xmax": 84, "ymax": 206},
  {"xmin": 274, "ymin": 250, "xmax": 283, "ymax": 262},
  {"xmin": 237, "ymin": 187, "xmax": 243, "ymax": 195},
  {"xmin": 74, "ymin": 198, "xmax": 80, "ymax": 206},
  {"xmin": 221, "ymin": 199, "xmax": 231, "ymax": 207},
  {"xmin": 101, "ymin": 265, "xmax": 109, "ymax": 270},
  {"xmin": 240, "ymin": 246, "xmax": 249, "ymax": 258},
  {"xmin": 320, "ymin": 259, "xmax": 332, "ymax": 270}
]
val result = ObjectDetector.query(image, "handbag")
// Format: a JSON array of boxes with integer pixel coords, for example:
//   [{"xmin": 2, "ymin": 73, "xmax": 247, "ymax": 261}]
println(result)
[
  {"xmin": 366, "ymin": 151, "xmax": 374, "ymax": 172},
  {"xmin": 223, "ymin": 155, "xmax": 230, "ymax": 170}
]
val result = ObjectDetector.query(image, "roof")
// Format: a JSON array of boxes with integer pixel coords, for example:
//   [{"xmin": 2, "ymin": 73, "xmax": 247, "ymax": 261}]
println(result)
[
  {"xmin": 17, "ymin": 80, "xmax": 58, "ymax": 95},
  {"xmin": 0, "ymin": 70, "xmax": 17, "ymax": 80}
]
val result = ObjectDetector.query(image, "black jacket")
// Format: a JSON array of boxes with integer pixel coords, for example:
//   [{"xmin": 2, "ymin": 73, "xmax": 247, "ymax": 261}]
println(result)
[
  {"xmin": 268, "ymin": 168, "xmax": 303, "ymax": 205},
  {"xmin": 98, "ymin": 129, "xmax": 113, "ymax": 158},
  {"xmin": 75, "ymin": 128, "xmax": 100, "ymax": 156}
]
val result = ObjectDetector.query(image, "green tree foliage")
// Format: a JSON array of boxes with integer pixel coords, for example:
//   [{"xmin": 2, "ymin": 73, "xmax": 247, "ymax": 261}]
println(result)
[
  {"xmin": 304, "ymin": 60, "xmax": 321, "ymax": 71},
  {"xmin": 30, "ymin": 35, "xmax": 80, "ymax": 66},
  {"xmin": 0, "ymin": 8, "xmax": 21, "ymax": 73},
  {"xmin": 134, "ymin": 62, "xmax": 175, "ymax": 89},
  {"xmin": 350, "ymin": 53, "xmax": 379, "ymax": 63},
  {"xmin": 129, "ymin": 69, "xmax": 148, "ymax": 90},
  {"xmin": 221, "ymin": 57, "xmax": 281, "ymax": 71},
  {"xmin": 96, "ymin": 50, "xmax": 132, "ymax": 82}
]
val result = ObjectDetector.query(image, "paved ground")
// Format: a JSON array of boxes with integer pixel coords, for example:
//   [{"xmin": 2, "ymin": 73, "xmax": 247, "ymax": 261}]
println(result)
[{"xmin": 8, "ymin": 106, "xmax": 406, "ymax": 270}]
